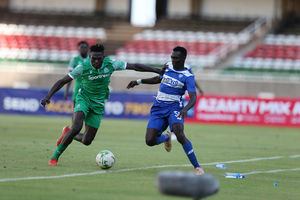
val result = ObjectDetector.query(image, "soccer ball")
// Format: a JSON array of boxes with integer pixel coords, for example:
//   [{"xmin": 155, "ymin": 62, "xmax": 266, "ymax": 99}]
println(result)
[{"xmin": 96, "ymin": 150, "xmax": 115, "ymax": 169}]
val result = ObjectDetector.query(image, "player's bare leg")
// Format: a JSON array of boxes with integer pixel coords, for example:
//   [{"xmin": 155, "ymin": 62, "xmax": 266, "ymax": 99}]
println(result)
[
  {"xmin": 48, "ymin": 111, "xmax": 84, "ymax": 166},
  {"xmin": 173, "ymin": 123, "xmax": 203, "ymax": 173},
  {"xmin": 74, "ymin": 131, "xmax": 83, "ymax": 142},
  {"xmin": 56, "ymin": 101, "xmax": 76, "ymax": 147},
  {"xmin": 164, "ymin": 130, "xmax": 172, "ymax": 152},
  {"xmin": 145, "ymin": 128, "xmax": 159, "ymax": 146},
  {"xmin": 57, "ymin": 126, "xmax": 70, "ymax": 146},
  {"xmin": 60, "ymin": 111, "xmax": 84, "ymax": 146},
  {"xmin": 74, "ymin": 124, "xmax": 98, "ymax": 145},
  {"xmin": 71, "ymin": 100, "xmax": 76, "ymax": 123}
]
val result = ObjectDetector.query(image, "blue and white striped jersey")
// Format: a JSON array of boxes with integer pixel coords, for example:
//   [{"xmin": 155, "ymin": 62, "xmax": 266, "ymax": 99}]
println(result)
[{"xmin": 156, "ymin": 62, "xmax": 196, "ymax": 104}]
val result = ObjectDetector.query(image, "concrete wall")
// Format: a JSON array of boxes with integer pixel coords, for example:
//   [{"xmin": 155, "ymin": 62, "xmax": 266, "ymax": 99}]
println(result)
[
  {"xmin": 8, "ymin": 0, "xmax": 282, "ymax": 18},
  {"xmin": 201, "ymin": 0, "xmax": 280, "ymax": 18},
  {"xmin": 9, "ymin": 0, "xmax": 129, "ymax": 15},
  {"xmin": 105, "ymin": 0, "xmax": 129, "ymax": 16},
  {"xmin": 9, "ymin": 0, "xmax": 96, "ymax": 12},
  {"xmin": 168, "ymin": 0, "xmax": 190, "ymax": 17}
]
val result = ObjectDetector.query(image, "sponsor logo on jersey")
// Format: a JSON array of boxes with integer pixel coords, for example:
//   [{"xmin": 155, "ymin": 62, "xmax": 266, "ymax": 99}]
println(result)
[
  {"xmin": 162, "ymin": 77, "xmax": 179, "ymax": 86},
  {"xmin": 161, "ymin": 75, "xmax": 184, "ymax": 89},
  {"xmin": 88, "ymin": 74, "xmax": 110, "ymax": 80}
]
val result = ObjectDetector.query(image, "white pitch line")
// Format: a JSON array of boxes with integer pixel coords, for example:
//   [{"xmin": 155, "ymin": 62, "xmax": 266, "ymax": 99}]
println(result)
[
  {"xmin": 243, "ymin": 168, "xmax": 300, "ymax": 175},
  {"xmin": 200, "ymin": 156, "xmax": 284, "ymax": 166},
  {"xmin": 289, "ymin": 155, "xmax": 300, "ymax": 158},
  {"xmin": 0, "ymin": 154, "xmax": 299, "ymax": 183}
]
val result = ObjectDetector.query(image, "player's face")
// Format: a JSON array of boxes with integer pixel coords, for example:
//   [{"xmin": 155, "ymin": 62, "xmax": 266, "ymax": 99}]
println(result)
[
  {"xmin": 171, "ymin": 51, "xmax": 184, "ymax": 65},
  {"xmin": 79, "ymin": 44, "xmax": 89, "ymax": 55},
  {"xmin": 90, "ymin": 52, "xmax": 104, "ymax": 69}
]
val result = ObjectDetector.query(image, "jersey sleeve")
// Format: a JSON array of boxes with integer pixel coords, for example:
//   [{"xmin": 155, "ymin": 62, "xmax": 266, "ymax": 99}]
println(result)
[
  {"xmin": 111, "ymin": 58, "xmax": 127, "ymax": 71},
  {"xmin": 68, "ymin": 57, "xmax": 76, "ymax": 71},
  {"xmin": 186, "ymin": 76, "xmax": 196, "ymax": 93},
  {"xmin": 68, "ymin": 64, "xmax": 83, "ymax": 79}
]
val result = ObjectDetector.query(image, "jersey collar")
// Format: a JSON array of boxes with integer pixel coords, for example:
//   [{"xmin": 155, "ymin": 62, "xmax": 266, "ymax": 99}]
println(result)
[{"xmin": 167, "ymin": 62, "xmax": 190, "ymax": 73}]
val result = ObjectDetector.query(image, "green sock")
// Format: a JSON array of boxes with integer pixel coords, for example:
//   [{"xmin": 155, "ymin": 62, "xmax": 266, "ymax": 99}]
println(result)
[{"xmin": 51, "ymin": 144, "xmax": 67, "ymax": 160}]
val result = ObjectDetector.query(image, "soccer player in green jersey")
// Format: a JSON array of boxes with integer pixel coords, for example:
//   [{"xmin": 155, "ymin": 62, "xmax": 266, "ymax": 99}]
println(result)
[
  {"xmin": 64, "ymin": 41, "xmax": 90, "ymax": 104},
  {"xmin": 41, "ymin": 44, "xmax": 162, "ymax": 166}
]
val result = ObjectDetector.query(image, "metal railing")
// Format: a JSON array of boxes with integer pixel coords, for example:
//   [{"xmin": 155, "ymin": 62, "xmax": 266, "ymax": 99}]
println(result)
[{"xmin": 208, "ymin": 17, "xmax": 270, "ymax": 67}]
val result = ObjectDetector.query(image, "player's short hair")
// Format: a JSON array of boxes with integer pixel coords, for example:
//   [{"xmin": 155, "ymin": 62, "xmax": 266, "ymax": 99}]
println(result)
[
  {"xmin": 173, "ymin": 46, "xmax": 187, "ymax": 58},
  {"xmin": 90, "ymin": 44, "xmax": 105, "ymax": 53},
  {"xmin": 78, "ymin": 41, "xmax": 89, "ymax": 47}
]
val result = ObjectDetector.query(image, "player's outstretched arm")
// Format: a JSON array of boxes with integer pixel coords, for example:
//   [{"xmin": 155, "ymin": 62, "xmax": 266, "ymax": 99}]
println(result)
[
  {"xmin": 127, "ymin": 76, "xmax": 161, "ymax": 89},
  {"xmin": 195, "ymin": 81, "xmax": 204, "ymax": 96},
  {"xmin": 41, "ymin": 75, "xmax": 73, "ymax": 107},
  {"xmin": 64, "ymin": 68, "xmax": 73, "ymax": 99},
  {"xmin": 64, "ymin": 81, "xmax": 72, "ymax": 99},
  {"xmin": 178, "ymin": 91, "xmax": 197, "ymax": 119},
  {"xmin": 126, "ymin": 63, "xmax": 162, "ymax": 75}
]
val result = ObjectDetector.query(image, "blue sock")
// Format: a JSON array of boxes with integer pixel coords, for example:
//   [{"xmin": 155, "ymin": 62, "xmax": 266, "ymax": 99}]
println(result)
[
  {"xmin": 182, "ymin": 141, "xmax": 200, "ymax": 168},
  {"xmin": 155, "ymin": 134, "xmax": 170, "ymax": 145}
]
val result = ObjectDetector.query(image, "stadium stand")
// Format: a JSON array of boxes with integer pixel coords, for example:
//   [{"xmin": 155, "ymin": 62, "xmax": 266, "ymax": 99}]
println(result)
[
  {"xmin": 0, "ymin": 8, "xmax": 105, "ymax": 27},
  {"xmin": 111, "ymin": 16, "xmax": 257, "ymax": 68},
  {"xmin": 275, "ymin": 16, "xmax": 300, "ymax": 35},
  {"xmin": 153, "ymin": 17, "xmax": 253, "ymax": 32},
  {"xmin": 0, "ymin": 8, "xmax": 143, "ymax": 57},
  {"xmin": 225, "ymin": 14, "xmax": 300, "ymax": 73},
  {"xmin": 0, "ymin": 8, "xmax": 257, "ymax": 66},
  {"xmin": 113, "ymin": 29, "xmax": 251, "ymax": 67},
  {"xmin": 228, "ymin": 34, "xmax": 300, "ymax": 72},
  {"xmin": 0, "ymin": 24, "xmax": 104, "ymax": 62},
  {"xmin": 1, "ymin": 1, "xmax": 300, "ymax": 98}
]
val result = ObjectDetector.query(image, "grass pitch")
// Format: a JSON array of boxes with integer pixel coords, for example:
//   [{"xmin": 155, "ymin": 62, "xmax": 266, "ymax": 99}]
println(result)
[{"xmin": 0, "ymin": 114, "xmax": 300, "ymax": 200}]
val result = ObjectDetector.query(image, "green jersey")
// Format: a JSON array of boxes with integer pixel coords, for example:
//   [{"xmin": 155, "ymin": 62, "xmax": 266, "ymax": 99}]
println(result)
[
  {"xmin": 69, "ymin": 57, "xmax": 126, "ymax": 103},
  {"xmin": 68, "ymin": 55, "xmax": 90, "ymax": 100}
]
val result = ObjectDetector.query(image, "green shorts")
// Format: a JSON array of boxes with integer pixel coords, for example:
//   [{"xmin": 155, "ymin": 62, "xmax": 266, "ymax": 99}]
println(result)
[{"xmin": 74, "ymin": 93, "xmax": 105, "ymax": 129}]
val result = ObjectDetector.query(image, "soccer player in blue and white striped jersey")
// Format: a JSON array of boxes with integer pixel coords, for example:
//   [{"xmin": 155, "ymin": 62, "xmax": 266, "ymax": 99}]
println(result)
[
  {"xmin": 127, "ymin": 46, "xmax": 204, "ymax": 175},
  {"xmin": 164, "ymin": 61, "xmax": 204, "ymax": 96}
]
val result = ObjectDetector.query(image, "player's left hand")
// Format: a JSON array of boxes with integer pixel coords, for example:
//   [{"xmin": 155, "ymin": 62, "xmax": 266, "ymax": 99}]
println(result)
[
  {"xmin": 40, "ymin": 98, "xmax": 50, "ymax": 107},
  {"xmin": 178, "ymin": 109, "xmax": 188, "ymax": 119},
  {"xmin": 127, "ymin": 81, "xmax": 138, "ymax": 89},
  {"xmin": 160, "ymin": 63, "xmax": 168, "ymax": 75}
]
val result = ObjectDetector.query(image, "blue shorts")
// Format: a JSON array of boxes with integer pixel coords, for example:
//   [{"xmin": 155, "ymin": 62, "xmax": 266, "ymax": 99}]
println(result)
[{"xmin": 147, "ymin": 100, "xmax": 184, "ymax": 135}]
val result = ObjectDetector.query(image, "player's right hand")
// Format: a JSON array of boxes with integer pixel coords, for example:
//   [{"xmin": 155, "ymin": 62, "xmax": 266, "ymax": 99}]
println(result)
[
  {"xmin": 178, "ymin": 109, "xmax": 187, "ymax": 119},
  {"xmin": 126, "ymin": 81, "xmax": 138, "ymax": 89},
  {"xmin": 199, "ymin": 90, "xmax": 204, "ymax": 96},
  {"xmin": 40, "ymin": 98, "xmax": 50, "ymax": 107}
]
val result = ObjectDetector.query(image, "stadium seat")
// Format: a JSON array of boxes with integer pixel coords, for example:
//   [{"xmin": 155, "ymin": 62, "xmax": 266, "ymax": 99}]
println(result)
[
  {"xmin": 0, "ymin": 23, "xmax": 106, "ymax": 62},
  {"xmin": 230, "ymin": 34, "xmax": 300, "ymax": 72},
  {"xmin": 113, "ymin": 29, "xmax": 250, "ymax": 68}
]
